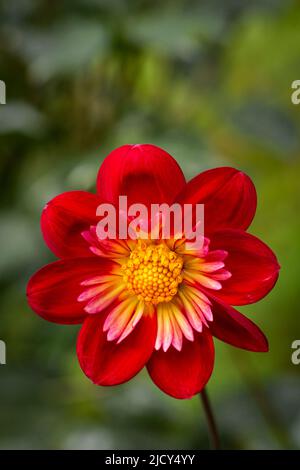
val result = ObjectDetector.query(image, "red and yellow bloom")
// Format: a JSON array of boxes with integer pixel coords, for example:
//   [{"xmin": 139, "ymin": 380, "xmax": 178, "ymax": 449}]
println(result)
[{"xmin": 27, "ymin": 144, "xmax": 280, "ymax": 399}]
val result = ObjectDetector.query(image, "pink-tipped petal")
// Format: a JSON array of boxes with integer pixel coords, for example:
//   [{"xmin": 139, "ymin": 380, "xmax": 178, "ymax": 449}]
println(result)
[
  {"xmin": 27, "ymin": 258, "xmax": 116, "ymax": 324},
  {"xmin": 77, "ymin": 312, "xmax": 157, "ymax": 385}
]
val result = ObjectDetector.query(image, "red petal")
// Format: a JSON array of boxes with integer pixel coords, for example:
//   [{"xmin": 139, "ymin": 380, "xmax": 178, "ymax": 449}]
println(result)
[
  {"xmin": 209, "ymin": 296, "xmax": 269, "ymax": 352},
  {"xmin": 27, "ymin": 258, "xmax": 116, "ymax": 324},
  {"xmin": 77, "ymin": 312, "xmax": 157, "ymax": 385},
  {"xmin": 176, "ymin": 167, "xmax": 257, "ymax": 233},
  {"xmin": 41, "ymin": 191, "xmax": 101, "ymax": 258},
  {"xmin": 210, "ymin": 229, "xmax": 280, "ymax": 305},
  {"xmin": 97, "ymin": 144, "xmax": 186, "ymax": 208},
  {"xmin": 147, "ymin": 330, "xmax": 214, "ymax": 399}
]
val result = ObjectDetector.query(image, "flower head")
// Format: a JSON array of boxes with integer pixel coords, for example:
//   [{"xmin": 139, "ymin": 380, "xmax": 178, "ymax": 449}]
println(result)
[{"xmin": 27, "ymin": 144, "xmax": 280, "ymax": 399}]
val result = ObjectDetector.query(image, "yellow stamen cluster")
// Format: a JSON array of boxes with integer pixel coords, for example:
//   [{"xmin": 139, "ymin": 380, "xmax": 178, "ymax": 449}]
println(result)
[{"xmin": 122, "ymin": 242, "xmax": 183, "ymax": 304}]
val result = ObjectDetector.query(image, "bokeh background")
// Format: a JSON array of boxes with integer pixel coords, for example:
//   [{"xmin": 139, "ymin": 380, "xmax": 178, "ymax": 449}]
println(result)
[{"xmin": 0, "ymin": 0, "xmax": 300, "ymax": 450}]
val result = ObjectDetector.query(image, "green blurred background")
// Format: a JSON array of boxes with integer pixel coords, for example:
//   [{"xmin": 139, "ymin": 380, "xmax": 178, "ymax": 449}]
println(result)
[{"xmin": 0, "ymin": 0, "xmax": 300, "ymax": 450}]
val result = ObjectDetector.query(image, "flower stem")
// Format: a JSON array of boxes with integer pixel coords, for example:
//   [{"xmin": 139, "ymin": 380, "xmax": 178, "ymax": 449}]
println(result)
[{"xmin": 199, "ymin": 388, "xmax": 221, "ymax": 450}]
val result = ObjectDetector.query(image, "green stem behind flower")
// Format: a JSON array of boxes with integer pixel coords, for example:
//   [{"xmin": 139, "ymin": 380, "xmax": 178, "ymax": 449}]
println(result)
[{"xmin": 199, "ymin": 388, "xmax": 221, "ymax": 450}]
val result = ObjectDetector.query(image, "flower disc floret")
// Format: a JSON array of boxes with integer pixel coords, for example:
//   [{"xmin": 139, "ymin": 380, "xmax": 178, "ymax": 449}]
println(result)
[{"xmin": 122, "ymin": 242, "xmax": 183, "ymax": 304}]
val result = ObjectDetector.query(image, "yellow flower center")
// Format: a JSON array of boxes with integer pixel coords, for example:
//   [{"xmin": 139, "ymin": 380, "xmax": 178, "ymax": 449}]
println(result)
[{"xmin": 122, "ymin": 242, "xmax": 183, "ymax": 304}]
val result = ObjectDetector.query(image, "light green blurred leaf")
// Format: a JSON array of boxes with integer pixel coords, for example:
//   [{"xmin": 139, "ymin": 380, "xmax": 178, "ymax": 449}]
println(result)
[
  {"xmin": 0, "ymin": 101, "xmax": 46, "ymax": 135},
  {"xmin": 9, "ymin": 19, "xmax": 108, "ymax": 82}
]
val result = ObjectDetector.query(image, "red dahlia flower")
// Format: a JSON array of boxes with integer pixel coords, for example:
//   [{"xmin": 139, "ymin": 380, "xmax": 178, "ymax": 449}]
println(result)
[{"xmin": 27, "ymin": 144, "xmax": 280, "ymax": 399}]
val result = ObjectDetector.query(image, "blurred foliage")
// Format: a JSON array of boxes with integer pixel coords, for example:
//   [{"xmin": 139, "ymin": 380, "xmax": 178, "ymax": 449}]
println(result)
[{"xmin": 0, "ymin": 0, "xmax": 300, "ymax": 450}]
